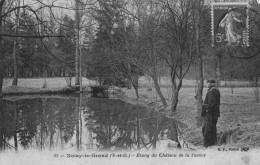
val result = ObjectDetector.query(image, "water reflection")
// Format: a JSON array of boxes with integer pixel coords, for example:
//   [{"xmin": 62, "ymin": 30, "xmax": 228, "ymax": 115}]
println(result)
[{"xmin": 0, "ymin": 95, "xmax": 182, "ymax": 152}]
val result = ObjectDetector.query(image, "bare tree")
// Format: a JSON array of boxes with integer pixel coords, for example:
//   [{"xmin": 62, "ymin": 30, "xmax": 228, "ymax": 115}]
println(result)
[
  {"xmin": 75, "ymin": 0, "xmax": 81, "ymax": 86},
  {"xmin": 195, "ymin": 0, "xmax": 205, "ymax": 127},
  {"xmin": 103, "ymin": 0, "xmax": 167, "ymax": 103},
  {"xmin": 122, "ymin": 0, "xmax": 204, "ymax": 112},
  {"xmin": 158, "ymin": 0, "xmax": 198, "ymax": 112},
  {"xmin": 12, "ymin": 0, "xmax": 20, "ymax": 86},
  {"xmin": 0, "ymin": 0, "xmax": 75, "ymax": 95},
  {"xmin": 128, "ymin": 0, "xmax": 168, "ymax": 107},
  {"xmin": 0, "ymin": 0, "xmax": 6, "ymax": 95},
  {"xmin": 74, "ymin": 0, "xmax": 95, "ymax": 86}
]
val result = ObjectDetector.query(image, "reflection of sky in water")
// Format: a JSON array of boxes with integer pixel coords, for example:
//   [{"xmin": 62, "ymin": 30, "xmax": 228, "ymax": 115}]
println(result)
[{"xmin": 0, "ymin": 96, "xmax": 183, "ymax": 152}]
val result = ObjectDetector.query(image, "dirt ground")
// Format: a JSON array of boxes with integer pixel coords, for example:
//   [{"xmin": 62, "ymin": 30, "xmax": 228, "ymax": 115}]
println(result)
[{"xmin": 124, "ymin": 87, "xmax": 260, "ymax": 149}]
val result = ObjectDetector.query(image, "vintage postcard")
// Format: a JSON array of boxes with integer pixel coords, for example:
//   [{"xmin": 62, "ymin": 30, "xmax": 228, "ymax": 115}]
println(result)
[{"xmin": 0, "ymin": 0, "xmax": 260, "ymax": 165}]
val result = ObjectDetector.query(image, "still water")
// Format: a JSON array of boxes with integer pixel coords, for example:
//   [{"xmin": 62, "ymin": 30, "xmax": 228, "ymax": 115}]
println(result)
[{"xmin": 0, "ymin": 94, "xmax": 181, "ymax": 152}]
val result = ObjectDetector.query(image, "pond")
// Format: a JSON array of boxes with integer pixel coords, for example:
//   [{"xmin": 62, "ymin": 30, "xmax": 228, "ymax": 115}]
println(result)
[{"xmin": 0, "ymin": 94, "xmax": 182, "ymax": 152}]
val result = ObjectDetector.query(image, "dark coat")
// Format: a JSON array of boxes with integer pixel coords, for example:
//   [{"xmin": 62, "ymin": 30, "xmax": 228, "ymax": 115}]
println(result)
[
  {"xmin": 201, "ymin": 86, "xmax": 220, "ymax": 117},
  {"xmin": 201, "ymin": 86, "xmax": 220, "ymax": 147}
]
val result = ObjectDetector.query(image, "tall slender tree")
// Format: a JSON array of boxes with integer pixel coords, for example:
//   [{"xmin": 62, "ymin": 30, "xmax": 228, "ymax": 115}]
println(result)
[
  {"xmin": 12, "ymin": 0, "xmax": 20, "ymax": 86},
  {"xmin": 195, "ymin": 0, "xmax": 204, "ymax": 127},
  {"xmin": 75, "ymin": 0, "xmax": 81, "ymax": 85},
  {"xmin": 0, "ymin": 0, "xmax": 5, "ymax": 96}
]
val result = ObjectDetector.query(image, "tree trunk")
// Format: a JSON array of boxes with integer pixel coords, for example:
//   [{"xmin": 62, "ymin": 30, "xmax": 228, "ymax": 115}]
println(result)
[
  {"xmin": 0, "ymin": 0, "xmax": 5, "ymax": 96},
  {"xmin": 196, "ymin": 57, "xmax": 204, "ymax": 127},
  {"xmin": 132, "ymin": 74, "xmax": 139, "ymax": 99},
  {"xmin": 12, "ymin": 1, "xmax": 20, "ymax": 86},
  {"xmin": 152, "ymin": 75, "xmax": 167, "ymax": 108},
  {"xmin": 127, "ymin": 64, "xmax": 132, "ymax": 89},
  {"xmin": 0, "ymin": 75, "xmax": 3, "ymax": 96},
  {"xmin": 168, "ymin": 120, "xmax": 179, "ymax": 145},
  {"xmin": 134, "ymin": 85, "xmax": 139, "ymax": 99},
  {"xmin": 42, "ymin": 47, "xmax": 47, "ymax": 88},
  {"xmin": 195, "ymin": 0, "xmax": 204, "ymax": 128},
  {"xmin": 171, "ymin": 88, "xmax": 180, "ymax": 113},
  {"xmin": 75, "ymin": 0, "xmax": 80, "ymax": 86},
  {"xmin": 216, "ymin": 54, "xmax": 221, "ymax": 87},
  {"xmin": 170, "ymin": 74, "xmax": 182, "ymax": 112}
]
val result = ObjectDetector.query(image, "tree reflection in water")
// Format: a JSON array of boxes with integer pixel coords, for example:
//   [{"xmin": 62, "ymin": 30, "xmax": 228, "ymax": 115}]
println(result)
[
  {"xmin": 0, "ymin": 95, "xmax": 182, "ymax": 152},
  {"xmin": 0, "ymin": 96, "xmax": 77, "ymax": 151},
  {"xmin": 84, "ymin": 98, "xmax": 181, "ymax": 151},
  {"xmin": 0, "ymin": 96, "xmax": 4, "ymax": 151}
]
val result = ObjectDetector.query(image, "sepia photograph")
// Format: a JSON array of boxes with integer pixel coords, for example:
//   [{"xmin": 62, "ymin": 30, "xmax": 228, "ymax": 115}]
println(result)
[{"xmin": 0, "ymin": 0, "xmax": 259, "ymax": 165}]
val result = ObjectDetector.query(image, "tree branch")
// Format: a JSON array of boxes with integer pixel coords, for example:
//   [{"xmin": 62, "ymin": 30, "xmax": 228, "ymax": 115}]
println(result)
[{"xmin": 1, "ymin": 34, "xmax": 64, "ymax": 38}]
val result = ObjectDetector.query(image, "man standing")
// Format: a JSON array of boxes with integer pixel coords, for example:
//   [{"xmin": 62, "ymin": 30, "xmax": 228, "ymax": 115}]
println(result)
[{"xmin": 201, "ymin": 80, "xmax": 221, "ymax": 147}]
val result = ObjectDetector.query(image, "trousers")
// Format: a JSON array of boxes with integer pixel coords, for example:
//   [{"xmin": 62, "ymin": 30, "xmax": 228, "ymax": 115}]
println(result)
[{"xmin": 202, "ymin": 113, "xmax": 218, "ymax": 147}]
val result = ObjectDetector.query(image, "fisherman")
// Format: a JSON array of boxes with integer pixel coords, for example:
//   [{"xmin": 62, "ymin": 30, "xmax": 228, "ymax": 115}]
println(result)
[{"xmin": 201, "ymin": 80, "xmax": 221, "ymax": 147}]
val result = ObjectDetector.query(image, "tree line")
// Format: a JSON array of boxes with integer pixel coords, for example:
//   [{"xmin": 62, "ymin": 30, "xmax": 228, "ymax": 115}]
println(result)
[{"xmin": 0, "ymin": 0, "xmax": 260, "ymax": 106}]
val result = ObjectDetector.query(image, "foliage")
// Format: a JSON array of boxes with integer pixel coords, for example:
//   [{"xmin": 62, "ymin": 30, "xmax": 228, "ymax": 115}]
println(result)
[{"xmin": 88, "ymin": 0, "xmax": 130, "ymax": 86}]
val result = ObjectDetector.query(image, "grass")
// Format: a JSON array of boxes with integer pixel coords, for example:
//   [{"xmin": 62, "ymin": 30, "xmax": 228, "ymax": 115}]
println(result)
[
  {"xmin": 3, "ymin": 76, "xmax": 257, "ymax": 90},
  {"xmin": 137, "ymin": 76, "xmax": 258, "ymax": 88},
  {"xmin": 3, "ymin": 77, "xmax": 97, "ymax": 89},
  {"xmin": 2, "ymin": 77, "xmax": 99, "ymax": 95},
  {"xmin": 124, "ymin": 86, "xmax": 260, "ymax": 149}
]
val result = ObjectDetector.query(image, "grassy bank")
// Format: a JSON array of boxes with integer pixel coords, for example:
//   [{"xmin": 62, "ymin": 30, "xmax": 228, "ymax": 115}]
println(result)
[
  {"xmin": 3, "ymin": 77, "xmax": 95, "ymax": 89},
  {"xmin": 3, "ymin": 76, "xmax": 258, "ymax": 89},
  {"xmin": 2, "ymin": 77, "xmax": 97, "ymax": 95},
  {"xmin": 124, "ymin": 86, "xmax": 260, "ymax": 149}
]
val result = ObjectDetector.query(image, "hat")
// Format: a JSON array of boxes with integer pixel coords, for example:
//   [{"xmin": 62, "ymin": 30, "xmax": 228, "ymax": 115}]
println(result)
[{"xmin": 207, "ymin": 79, "xmax": 216, "ymax": 83}]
